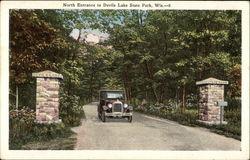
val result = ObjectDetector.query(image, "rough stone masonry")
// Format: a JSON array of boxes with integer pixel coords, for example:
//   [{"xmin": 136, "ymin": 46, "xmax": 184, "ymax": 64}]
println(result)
[
  {"xmin": 32, "ymin": 70, "xmax": 63, "ymax": 123},
  {"xmin": 196, "ymin": 77, "xmax": 228, "ymax": 125}
]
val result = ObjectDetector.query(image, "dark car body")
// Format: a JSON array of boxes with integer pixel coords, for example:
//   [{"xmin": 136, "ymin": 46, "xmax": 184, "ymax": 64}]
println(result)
[{"xmin": 97, "ymin": 90, "xmax": 133, "ymax": 122}]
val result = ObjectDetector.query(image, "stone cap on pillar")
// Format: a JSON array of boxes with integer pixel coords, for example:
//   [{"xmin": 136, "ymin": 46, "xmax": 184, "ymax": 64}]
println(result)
[
  {"xmin": 32, "ymin": 70, "xmax": 63, "ymax": 80},
  {"xmin": 196, "ymin": 77, "xmax": 228, "ymax": 86}
]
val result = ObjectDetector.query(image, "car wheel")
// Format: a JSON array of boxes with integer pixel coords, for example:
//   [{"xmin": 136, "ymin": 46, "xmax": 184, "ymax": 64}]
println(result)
[
  {"xmin": 128, "ymin": 116, "xmax": 132, "ymax": 123},
  {"xmin": 101, "ymin": 111, "xmax": 106, "ymax": 122},
  {"xmin": 98, "ymin": 112, "xmax": 101, "ymax": 120}
]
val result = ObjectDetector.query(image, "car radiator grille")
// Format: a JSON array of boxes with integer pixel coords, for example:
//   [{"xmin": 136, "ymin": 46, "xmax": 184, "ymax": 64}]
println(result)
[{"xmin": 114, "ymin": 103, "xmax": 122, "ymax": 112}]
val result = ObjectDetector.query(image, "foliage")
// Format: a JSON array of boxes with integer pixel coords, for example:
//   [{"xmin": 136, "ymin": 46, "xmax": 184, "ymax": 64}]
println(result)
[
  {"xmin": 225, "ymin": 98, "xmax": 241, "ymax": 111},
  {"xmin": 9, "ymin": 10, "xmax": 242, "ymax": 146},
  {"xmin": 9, "ymin": 109, "xmax": 74, "ymax": 150},
  {"xmin": 9, "ymin": 81, "xmax": 37, "ymax": 110},
  {"xmin": 9, "ymin": 9, "xmax": 241, "ymax": 108},
  {"xmin": 9, "ymin": 10, "xmax": 61, "ymax": 84},
  {"xmin": 59, "ymin": 93, "xmax": 85, "ymax": 126},
  {"xmin": 9, "ymin": 109, "xmax": 35, "ymax": 141},
  {"xmin": 228, "ymin": 64, "xmax": 241, "ymax": 98},
  {"xmin": 100, "ymin": 10, "xmax": 241, "ymax": 108},
  {"xmin": 103, "ymin": 77, "xmax": 123, "ymax": 90}
]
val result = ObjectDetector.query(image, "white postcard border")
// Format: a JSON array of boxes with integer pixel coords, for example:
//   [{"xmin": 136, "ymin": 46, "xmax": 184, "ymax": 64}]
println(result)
[{"xmin": 0, "ymin": 1, "xmax": 249, "ymax": 159}]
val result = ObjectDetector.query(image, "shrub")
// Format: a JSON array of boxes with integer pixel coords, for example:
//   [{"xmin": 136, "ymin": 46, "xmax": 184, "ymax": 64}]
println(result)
[
  {"xmin": 186, "ymin": 94, "xmax": 199, "ymax": 109},
  {"xmin": 59, "ymin": 93, "xmax": 85, "ymax": 127},
  {"xmin": 226, "ymin": 98, "xmax": 241, "ymax": 111},
  {"xmin": 9, "ymin": 108, "xmax": 75, "ymax": 150},
  {"xmin": 31, "ymin": 123, "xmax": 72, "ymax": 140},
  {"xmin": 9, "ymin": 109, "xmax": 35, "ymax": 141},
  {"xmin": 9, "ymin": 103, "xmax": 17, "ymax": 110}
]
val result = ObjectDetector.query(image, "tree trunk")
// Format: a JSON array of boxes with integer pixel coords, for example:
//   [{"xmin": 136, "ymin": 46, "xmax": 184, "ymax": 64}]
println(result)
[
  {"xmin": 159, "ymin": 84, "xmax": 165, "ymax": 103},
  {"xmin": 123, "ymin": 66, "xmax": 131, "ymax": 103},
  {"xmin": 76, "ymin": 29, "xmax": 81, "ymax": 42},
  {"xmin": 129, "ymin": 87, "xmax": 132, "ymax": 103},
  {"xmin": 123, "ymin": 72, "xmax": 128, "ymax": 101},
  {"xmin": 89, "ymin": 62, "xmax": 94, "ymax": 102},
  {"xmin": 144, "ymin": 60, "xmax": 159, "ymax": 103},
  {"xmin": 176, "ymin": 88, "xmax": 178, "ymax": 109},
  {"xmin": 16, "ymin": 85, "xmax": 18, "ymax": 110},
  {"xmin": 72, "ymin": 29, "xmax": 82, "ymax": 60},
  {"xmin": 182, "ymin": 85, "xmax": 186, "ymax": 112},
  {"xmin": 163, "ymin": 32, "xmax": 168, "ymax": 56},
  {"xmin": 124, "ymin": 86, "xmax": 129, "ymax": 102}
]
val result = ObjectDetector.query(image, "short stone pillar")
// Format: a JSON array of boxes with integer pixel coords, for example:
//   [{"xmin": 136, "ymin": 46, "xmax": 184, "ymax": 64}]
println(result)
[
  {"xmin": 32, "ymin": 70, "xmax": 63, "ymax": 123},
  {"xmin": 196, "ymin": 77, "xmax": 228, "ymax": 125}
]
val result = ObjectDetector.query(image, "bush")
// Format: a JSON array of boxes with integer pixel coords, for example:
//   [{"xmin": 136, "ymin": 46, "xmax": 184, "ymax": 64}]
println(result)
[
  {"xmin": 59, "ymin": 93, "xmax": 85, "ymax": 127},
  {"xmin": 226, "ymin": 98, "xmax": 241, "ymax": 111},
  {"xmin": 9, "ymin": 109, "xmax": 35, "ymax": 141},
  {"xmin": 9, "ymin": 108, "xmax": 74, "ymax": 150}
]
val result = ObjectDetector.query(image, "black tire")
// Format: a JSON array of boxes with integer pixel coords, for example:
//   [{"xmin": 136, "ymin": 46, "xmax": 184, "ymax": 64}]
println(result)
[
  {"xmin": 101, "ymin": 111, "xmax": 106, "ymax": 122},
  {"xmin": 128, "ymin": 116, "xmax": 132, "ymax": 123},
  {"xmin": 98, "ymin": 112, "xmax": 101, "ymax": 120}
]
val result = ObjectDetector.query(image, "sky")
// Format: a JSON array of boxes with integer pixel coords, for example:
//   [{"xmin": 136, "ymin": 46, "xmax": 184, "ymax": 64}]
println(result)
[{"xmin": 70, "ymin": 28, "xmax": 109, "ymax": 44}]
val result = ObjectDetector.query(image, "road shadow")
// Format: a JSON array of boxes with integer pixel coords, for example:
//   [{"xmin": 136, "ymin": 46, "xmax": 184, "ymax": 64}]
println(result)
[{"xmin": 102, "ymin": 117, "xmax": 131, "ymax": 123}]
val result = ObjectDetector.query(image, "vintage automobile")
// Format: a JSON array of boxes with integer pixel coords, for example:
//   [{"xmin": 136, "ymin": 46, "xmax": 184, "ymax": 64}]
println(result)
[{"xmin": 97, "ymin": 90, "xmax": 133, "ymax": 122}]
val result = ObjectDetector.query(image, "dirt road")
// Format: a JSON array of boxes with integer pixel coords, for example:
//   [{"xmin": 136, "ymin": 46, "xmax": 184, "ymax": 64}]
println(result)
[{"xmin": 71, "ymin": 103, "xmax": 240, "ymax": 150}]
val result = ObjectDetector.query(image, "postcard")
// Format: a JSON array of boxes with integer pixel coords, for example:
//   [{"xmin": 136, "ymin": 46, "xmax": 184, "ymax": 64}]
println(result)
[{"xmin": 0, "ymin": 1, "xmax": 249, "ymax": 159}]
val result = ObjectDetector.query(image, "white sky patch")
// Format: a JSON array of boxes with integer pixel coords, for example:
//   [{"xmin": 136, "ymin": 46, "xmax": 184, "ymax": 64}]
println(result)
[
  {"xmin": 85, "ymin": 33, "xmax": 99, "ymax": 44},
  {"xmin": 70, "ymin": 28, "xmax": 109, "ymax": 44},
  {"xmin": 70, "ymin": 28, "xmax": 79, "ymax": 39}
]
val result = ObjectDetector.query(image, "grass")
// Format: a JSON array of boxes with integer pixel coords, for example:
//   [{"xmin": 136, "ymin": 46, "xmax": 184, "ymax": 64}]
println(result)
[
  {"xmin": 21, "ymin": 135, "xmax": 77, "ymax": 150},
  {"xmin": 9, "ymin": 101, "xmax": 86, "ymax": 150},
  {"xmin": 9, "ymin": 122, "xmax": 77, "ymax": 150}
]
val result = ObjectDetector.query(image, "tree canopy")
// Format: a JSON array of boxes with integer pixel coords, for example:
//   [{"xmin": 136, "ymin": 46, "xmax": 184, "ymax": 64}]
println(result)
[{"xmin": 9, "ymin": 9, "xmax": 241, "ymax": 110}]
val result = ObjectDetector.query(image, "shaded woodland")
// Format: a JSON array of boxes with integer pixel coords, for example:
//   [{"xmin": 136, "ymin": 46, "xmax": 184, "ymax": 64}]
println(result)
[{"xmin": 9, "ymin": 10, "xmax": 241, "ymax": 111}]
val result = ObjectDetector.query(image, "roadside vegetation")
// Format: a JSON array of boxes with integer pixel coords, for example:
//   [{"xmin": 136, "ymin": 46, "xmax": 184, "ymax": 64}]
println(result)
[
  {"xmin": 9, "ymin": 10, "xmax": 241, "ymax": 149},
  {"xmin": 9, "ymin": 94, "xmax": 84, "ymax": 149},
  {"xmin": 134, "ymin": 98, "xmax": 241, "ymax": 140}
]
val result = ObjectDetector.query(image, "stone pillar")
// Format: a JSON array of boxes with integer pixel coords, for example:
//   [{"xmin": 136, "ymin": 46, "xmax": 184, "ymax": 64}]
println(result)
[
  {"xmin": 196, "ymin": 77, "xmax": 228, "ymax": 125},
  {"xmin": 32, "ymin": 70, "xmax": 63, "ymax": 123}
]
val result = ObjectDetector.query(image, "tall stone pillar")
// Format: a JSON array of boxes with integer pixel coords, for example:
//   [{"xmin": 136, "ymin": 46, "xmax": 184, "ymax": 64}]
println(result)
[
  {"xmin": 32, "ymin": 70, "xmax": 63, "ymax": 123},
  {"xmin": 196, "ymin": 77, "xmax": 228, "ymax": 125}
]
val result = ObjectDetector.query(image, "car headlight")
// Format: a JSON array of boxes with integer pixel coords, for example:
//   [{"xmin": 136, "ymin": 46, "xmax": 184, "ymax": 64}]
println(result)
[
  {"xmin": 124, "ymin": 104, "xmax": 128, "ymax": 108},
  {"xmin": 108, "ymin": 103, "xmax": 112, "ymax": 108}
]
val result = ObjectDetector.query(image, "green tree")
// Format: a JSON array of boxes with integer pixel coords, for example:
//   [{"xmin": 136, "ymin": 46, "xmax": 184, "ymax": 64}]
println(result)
[{"xmin": 9, "ymin": 10, "xmax": 64, "ymax": 108}]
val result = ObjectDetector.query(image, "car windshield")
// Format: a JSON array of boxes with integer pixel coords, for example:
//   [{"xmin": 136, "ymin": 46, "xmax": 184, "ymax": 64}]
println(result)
[{"xmin": 106, "ymin": 92, "xmax": 124, "ymax": 99}]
